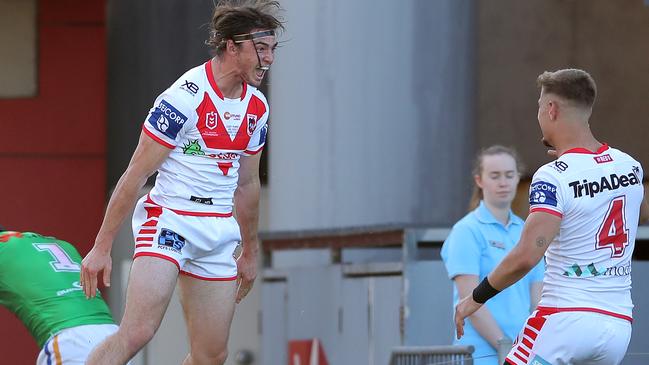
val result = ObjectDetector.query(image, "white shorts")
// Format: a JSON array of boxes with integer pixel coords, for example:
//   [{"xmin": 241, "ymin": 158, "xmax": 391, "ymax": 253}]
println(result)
[
  {"xmin": 506, "ymin": 307, "xmax": 632, "ymax": 365},
  {"xmin": 37, "ymin": 324, "xmax": 119, "ymax": 365},
  {"xmin": 131, "ymin": 195, "xmax": 240, "ymax": 280}
]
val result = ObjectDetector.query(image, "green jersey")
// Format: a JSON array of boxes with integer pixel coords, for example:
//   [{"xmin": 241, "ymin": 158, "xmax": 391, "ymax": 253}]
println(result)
[{"xmin": 0, "ymin": 232, "xmax": 114, "ymax": 348}]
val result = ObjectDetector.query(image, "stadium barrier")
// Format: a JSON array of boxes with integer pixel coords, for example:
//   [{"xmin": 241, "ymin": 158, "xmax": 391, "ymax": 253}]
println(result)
[{"xmin": 389, "ymin": 345, "xmax": 474, "ymax": 365}]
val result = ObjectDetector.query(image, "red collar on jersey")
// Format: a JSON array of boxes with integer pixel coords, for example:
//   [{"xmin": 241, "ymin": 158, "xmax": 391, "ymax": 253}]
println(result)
[
  {"xmin": 205, "ymin": 59, "xmax": 248, "ymax": 101},
  {"xmin": 562, "ymin": 143, "xmax": 609, "ymax": 156}
]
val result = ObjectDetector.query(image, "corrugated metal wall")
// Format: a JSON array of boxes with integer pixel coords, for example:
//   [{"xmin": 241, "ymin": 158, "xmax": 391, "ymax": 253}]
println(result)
[{"xmin": 267, "ymin": 0, "xmax": 477, "ymax": 231}]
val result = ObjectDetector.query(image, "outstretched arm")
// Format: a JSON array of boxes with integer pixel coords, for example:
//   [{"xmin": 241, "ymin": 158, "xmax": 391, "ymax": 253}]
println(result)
[
  {"xmin": 80, "ymin": 131, "xmax": 171, "ymax": 298},
  {"xmin": 455, "ymin": 212, "xmax": 560, "ymax": 338}
]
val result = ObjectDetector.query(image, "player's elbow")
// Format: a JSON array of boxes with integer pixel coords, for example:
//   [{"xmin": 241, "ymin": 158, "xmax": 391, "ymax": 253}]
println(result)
[
  {"xmin": 235, "ymin": 179, "xmax": 260, "ymax": 199},
  {"xmin": 237, "ymin": 175, "xmax": 260, "ymax": 190},
  {"xmin": 523, "ymin": 257, "xmax": 543, "ymax": 275},
  {"xmin": 512, "ymin": 255, "xmax": 539, "ymax": 276},
  {"xmin": 121, "ymin": 165, "xmax": 154, "ymax": 188},
  {"xmin": 520, "ymin": 259, "xmax": 538, "ymax": 273}
]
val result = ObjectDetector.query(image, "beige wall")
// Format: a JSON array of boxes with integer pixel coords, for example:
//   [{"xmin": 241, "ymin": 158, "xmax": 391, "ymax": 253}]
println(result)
[
  {"xmin": 477, "ymin": 0, "xmax": 649, "ymax": 176},
  {"xmin": 0, "ymin": 0, "xmax": 36, "ymax": 98}
]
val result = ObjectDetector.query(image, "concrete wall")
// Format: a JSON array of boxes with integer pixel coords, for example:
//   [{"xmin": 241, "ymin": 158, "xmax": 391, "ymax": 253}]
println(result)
[
  {"xmin": 268, "ymin": 0, "xmax": 477, "ymax": 231},
  {"xmin": 476, "ymin": 0, "xmax": 649, "ymax": 176}
]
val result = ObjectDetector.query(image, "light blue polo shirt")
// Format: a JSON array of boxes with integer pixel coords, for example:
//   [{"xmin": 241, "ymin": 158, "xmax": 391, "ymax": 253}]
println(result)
[{"xmin": 441, "ymin": 201, "xmax": 545, "ymax": 365}]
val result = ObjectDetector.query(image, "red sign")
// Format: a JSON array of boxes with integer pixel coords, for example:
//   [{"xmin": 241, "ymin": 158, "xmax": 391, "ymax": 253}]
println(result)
[{"xmin": 288, "ymin": 339, "xmax": 329, "ymax": 365}]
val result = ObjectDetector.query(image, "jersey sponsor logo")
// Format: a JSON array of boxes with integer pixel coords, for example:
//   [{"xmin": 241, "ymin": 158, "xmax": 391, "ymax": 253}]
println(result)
[
  {"xmin": 552, "ymin": 160, "xmax": 568, "ymax": 173},
  {"xmin": 190, "ymin": 196, "xmax": 214, "ymax": 205},
  {"xmin": 158, "ymin": 228, "xmax": 186, "ymax": 253},
  {"xmin": 529, "ymin": 181, "xmax": 558, "ymax": 207},
  {"xmin": 568, "ymin": 172, "xmax": 640, "ymax": 198},
  {"xmin": 563, "ymin": 263, "xmax": 604, "ymax": 277},
  {"xmin": 206, "ymin": 111, "xmax": 218, "ymax": 130},
  {"xmin": 594, "ymin": 154, "xmax": 613, "ymax": 164},
  {"xmin": 604, "ymin": 263, "xmax": 631, "ymax": 277},
  {"xmin": 147, "ymin": 100, "xmax": 187, "ymax": 139},
  {"xmin": 562, "ymin": 262, "xmax": 631, "ymax": 277},
  {"xmin": 223, "ymin": 111, "xmax": 241, "ymax": 121},
  {"xmin": 247, "ymin": 114, "xmax": 258, "ymax": 136},
  {"xmin": 208, "ymin": 152, "xmax": 238, "ymax": 160},
  {"xmin": 180, "ymin": 80, "xmax": 199, "ymax": 96},
  {"xmin": 56, "ymin": 281, "xmax": 83, "ymax": 296}
]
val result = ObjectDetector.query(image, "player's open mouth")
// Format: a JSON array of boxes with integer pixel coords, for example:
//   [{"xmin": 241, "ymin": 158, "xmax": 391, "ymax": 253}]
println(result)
[{"xmin": 255, "ymin": 68, "xmax": 267, "ymax": 80}]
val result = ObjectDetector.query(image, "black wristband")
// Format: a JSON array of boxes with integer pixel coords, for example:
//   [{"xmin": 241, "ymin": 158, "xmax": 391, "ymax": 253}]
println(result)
[{"xmin": 472, "ymin": 277, "xmax": 500, "ymax": 304}]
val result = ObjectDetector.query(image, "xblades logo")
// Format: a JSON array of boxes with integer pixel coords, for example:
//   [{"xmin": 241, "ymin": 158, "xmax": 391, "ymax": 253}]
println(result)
[
  {"xmin": 553, "ymin": 160, "xmax": 568, "ymax": 172},
  {"xmin": 181, "ymin": 80, "xmax": 199, "ymax": 95}
]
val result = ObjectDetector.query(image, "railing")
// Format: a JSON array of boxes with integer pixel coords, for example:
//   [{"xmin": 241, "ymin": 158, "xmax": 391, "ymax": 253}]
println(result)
[{"xmin": 389, "ymin": 346, "xmax": 474, "ymax": 365}]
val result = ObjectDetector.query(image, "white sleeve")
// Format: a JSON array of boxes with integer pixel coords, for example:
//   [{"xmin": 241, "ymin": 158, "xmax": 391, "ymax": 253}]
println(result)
[{"xmin": 142, "ymin": 88, "xmax": 194, "ymax": 149}]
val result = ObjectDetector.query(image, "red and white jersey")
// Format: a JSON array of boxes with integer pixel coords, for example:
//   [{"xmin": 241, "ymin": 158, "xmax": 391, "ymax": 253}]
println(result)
[
  {"xmin": 528, "ymin": 144, "xmax": 644, "ymax": 321},
  {"xmin": 142, "ymin": 59, "xmax": 269, "ymax": 215}
]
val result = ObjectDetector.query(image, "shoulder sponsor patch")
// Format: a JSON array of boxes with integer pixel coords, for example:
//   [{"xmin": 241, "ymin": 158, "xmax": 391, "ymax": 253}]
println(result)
[
  {"xmin": 529, "ymin": 181, "xmax": 558, "ymax": 207},
  {"xmin": 147, "ymin": 99, "xmax": 188, "ymax": 139},
  {"xmin": 259, "ymin": 124, "xmax": 268, "ymax": 144}
]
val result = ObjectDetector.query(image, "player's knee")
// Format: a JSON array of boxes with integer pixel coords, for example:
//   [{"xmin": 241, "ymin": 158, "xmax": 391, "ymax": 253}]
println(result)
[
  {"xmin": 190, "ymin": 348, "xmax": 228, "ymax": 365},
  {"xmin": 216, "ymin": 349, "xmax": 228, "ymax": 364},
  {"xmin": 120, "ymin": 322, "xmax": 158, "ymax": 352}
]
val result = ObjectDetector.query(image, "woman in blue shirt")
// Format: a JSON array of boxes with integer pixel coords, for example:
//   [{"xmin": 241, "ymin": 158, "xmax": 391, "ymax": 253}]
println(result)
[{"xmin": 441, "ymin": 145, "xmax": 544, "ymax": 365}]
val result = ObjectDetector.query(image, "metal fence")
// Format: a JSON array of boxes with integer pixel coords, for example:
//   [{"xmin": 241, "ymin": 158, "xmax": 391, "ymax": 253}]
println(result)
[{"xmin": 389, "ymin": 346, "xmax": 474, "ymax": 365}]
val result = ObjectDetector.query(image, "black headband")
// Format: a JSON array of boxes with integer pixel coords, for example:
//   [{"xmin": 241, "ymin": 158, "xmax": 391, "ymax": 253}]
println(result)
[{"xmin": 232, "ymin": 29, "xmax": 275, "ymax": 43}]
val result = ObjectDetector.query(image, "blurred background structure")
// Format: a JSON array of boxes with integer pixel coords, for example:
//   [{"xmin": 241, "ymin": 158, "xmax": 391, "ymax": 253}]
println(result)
[{"xmin": 1, "ymin": 0, "xmax": 649, "ymax": 364}]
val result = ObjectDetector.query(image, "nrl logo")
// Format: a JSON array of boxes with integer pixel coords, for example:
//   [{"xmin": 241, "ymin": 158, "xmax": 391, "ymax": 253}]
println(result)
[
  {"xmin": 247, "ymin": 114, "xmax": 258, "ymax": 136},
  {"xmin": 206, "ymin": 111, "xmax": 217, "ymax": 130}
]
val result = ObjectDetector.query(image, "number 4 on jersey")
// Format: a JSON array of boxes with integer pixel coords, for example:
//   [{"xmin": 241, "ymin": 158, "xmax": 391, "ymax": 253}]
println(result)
[{"xmin": 596, "ymin": 196, "xmax": 629, "ymax": 258}]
